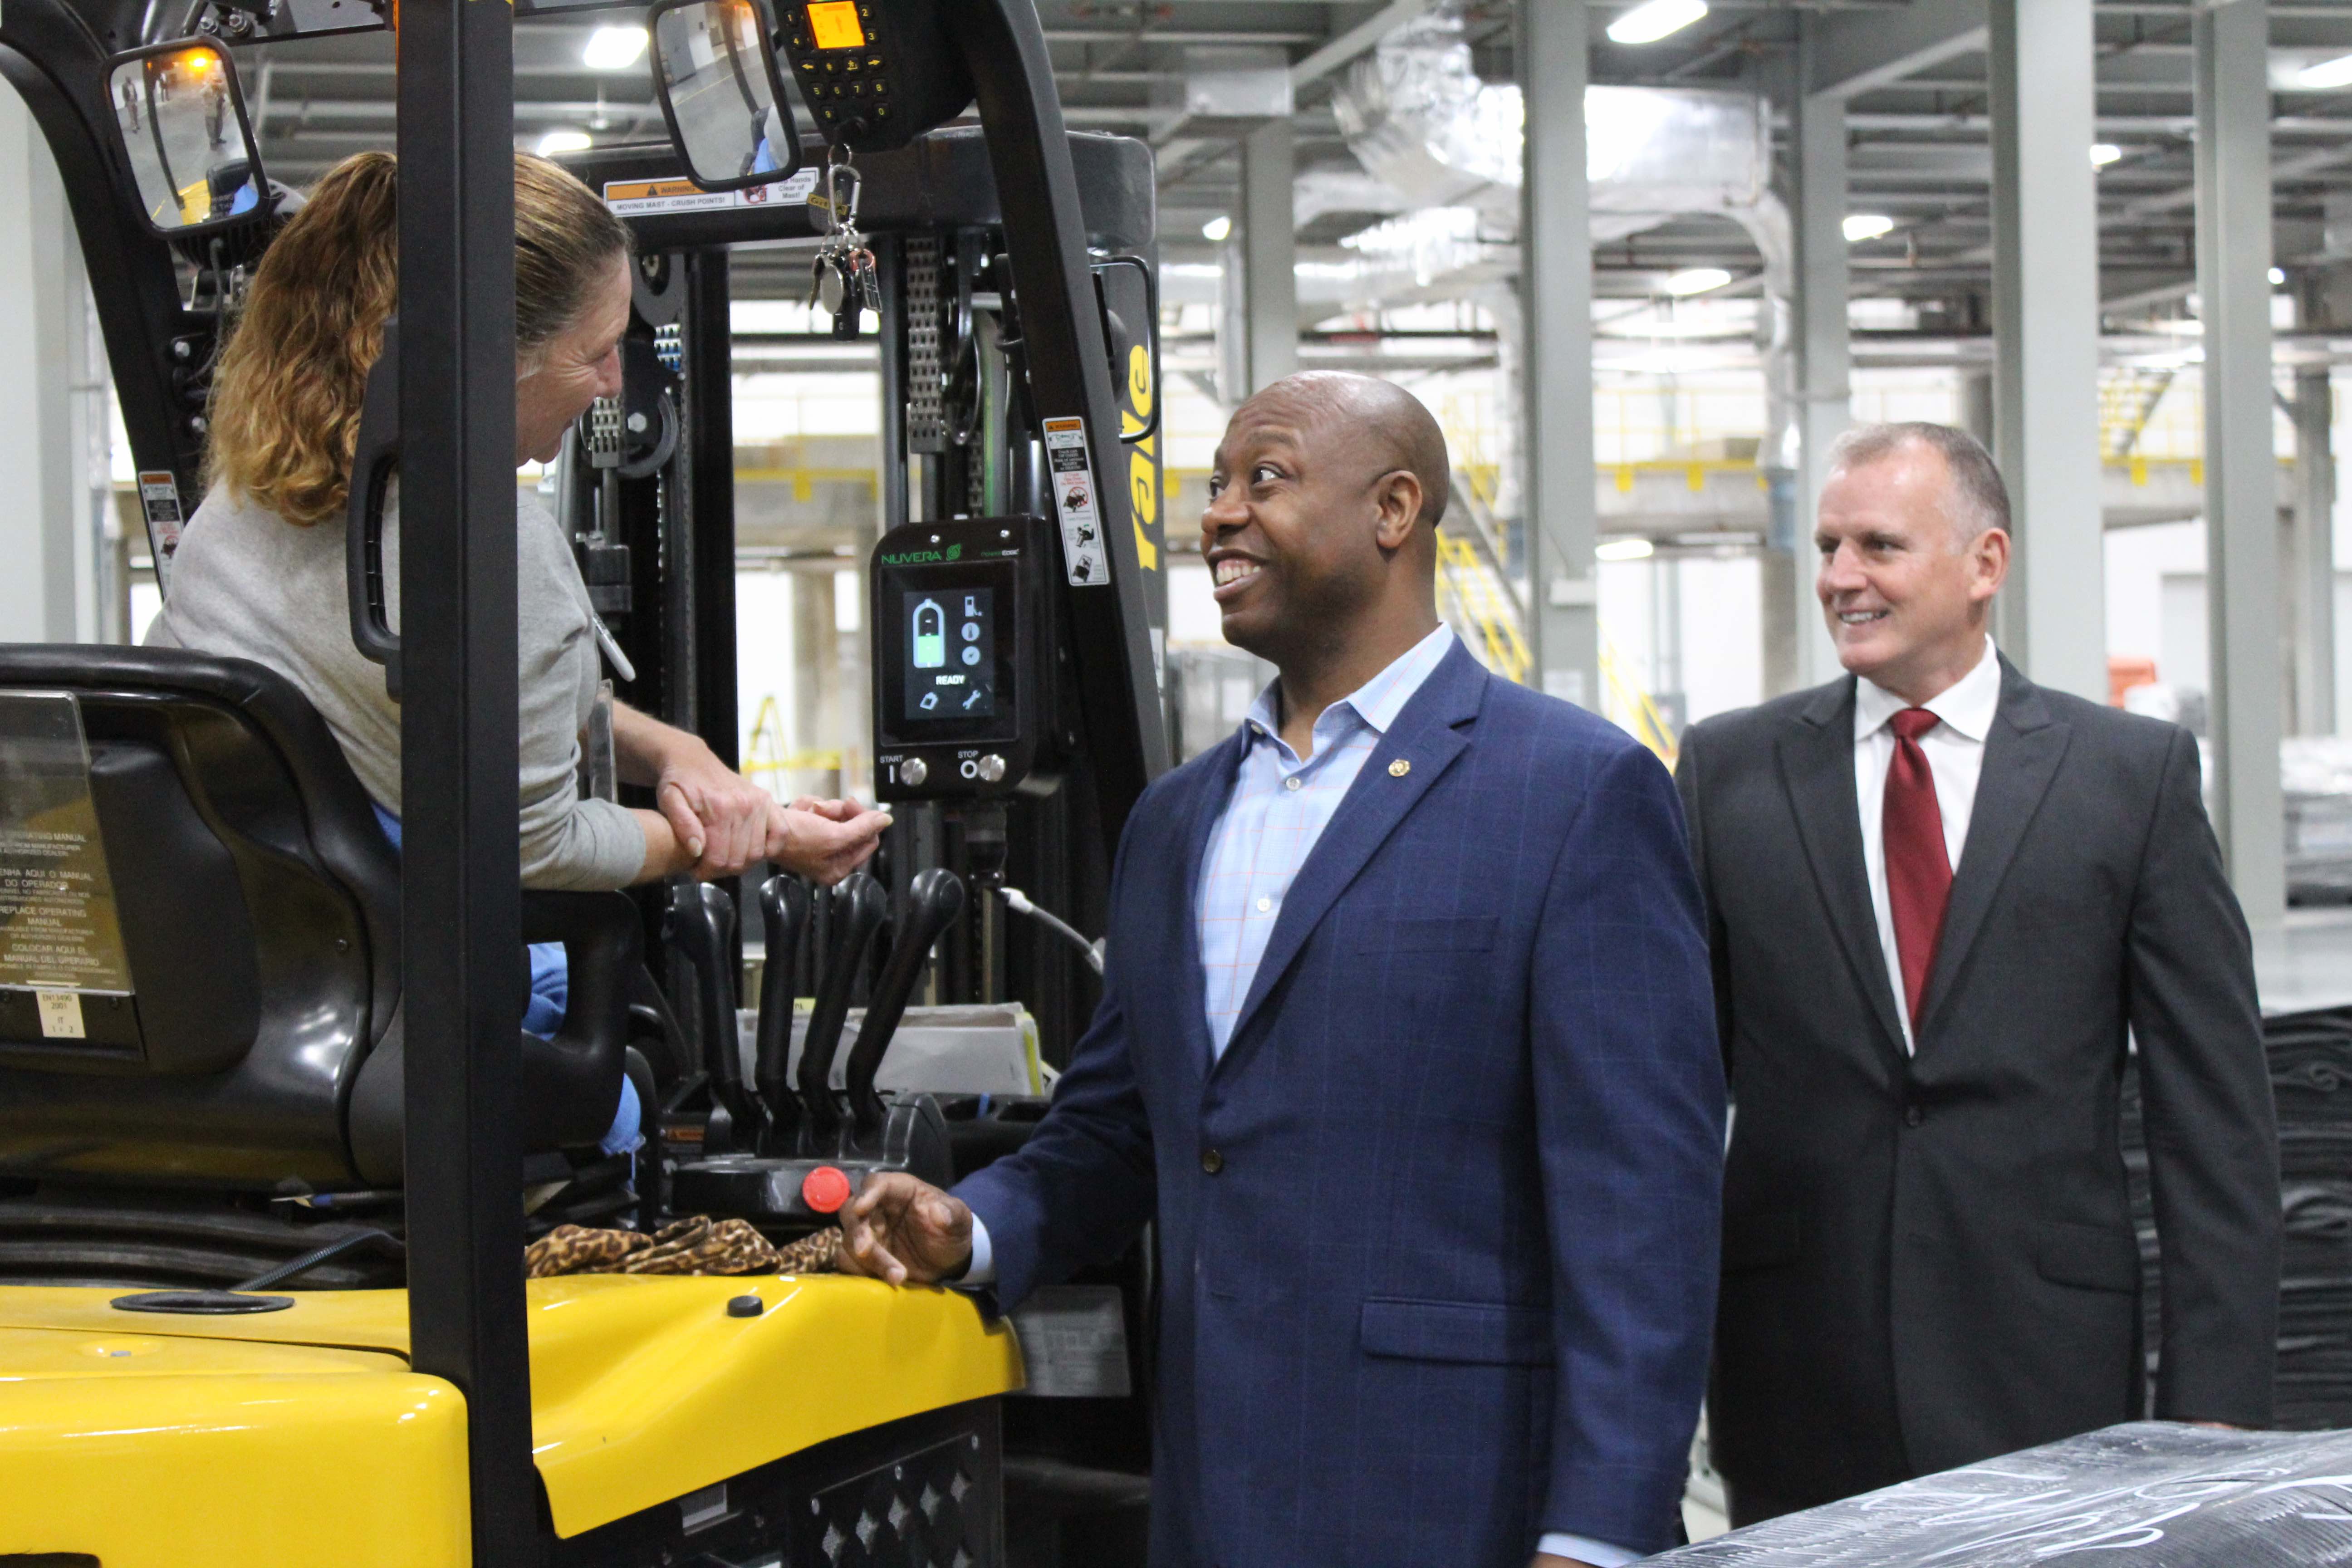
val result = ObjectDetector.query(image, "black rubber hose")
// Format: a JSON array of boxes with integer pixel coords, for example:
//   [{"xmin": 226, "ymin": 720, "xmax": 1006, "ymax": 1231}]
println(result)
[
  {"xmin": 798, "ymin": 874, "xmax": 889, "ymax": 1144},
  {"xmin": 844, "ymin": 869, "xmax": 965, "ymax": 1136}
]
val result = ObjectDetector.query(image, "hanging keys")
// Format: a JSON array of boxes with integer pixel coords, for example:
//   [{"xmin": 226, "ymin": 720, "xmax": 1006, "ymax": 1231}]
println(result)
[{"xmin": 809, "ymin": 152, "xmax": 872, "ymax": 341}]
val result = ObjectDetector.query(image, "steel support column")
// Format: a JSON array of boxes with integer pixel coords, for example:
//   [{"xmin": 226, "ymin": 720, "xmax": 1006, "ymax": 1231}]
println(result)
[
  {"xmin": 1989, "ymin": 0, "xmax": 2106, "ymax": 703},
  {"xmin": 1239, "ymin": 117, "xmax": 1298, "ymax": 393},
  {"xmin": 2197, "ymin": 0, "xmax": 2285, "ymax": 927},
  {"xmin": 395, "ymin": 1, "xmax": 534, "ymax": 1562},
  {"xmin": 1784, "ymin": 42, "xmax": 1850, "ymax": 695},
  {"xmin": 0, "ymin": 89, "xmax": 94, "ymax": 642},
  {"xmin": 2292, "ymin": 362, "xmax": 2334, "ymax": 735},
  {"xmin": 1522, "ymin": 0, "xmax": 1598, "ymax": 710}
]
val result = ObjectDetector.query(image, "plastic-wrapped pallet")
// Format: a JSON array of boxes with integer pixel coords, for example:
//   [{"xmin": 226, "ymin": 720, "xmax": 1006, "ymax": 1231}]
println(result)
[
  {"xmin": 1651, "ymin": 1423, "xmax": 2352, "ymax": 1564},
  {"xmin": 2122, "ymin": 1004, "xmax": 2352, "ymax": 1429}
]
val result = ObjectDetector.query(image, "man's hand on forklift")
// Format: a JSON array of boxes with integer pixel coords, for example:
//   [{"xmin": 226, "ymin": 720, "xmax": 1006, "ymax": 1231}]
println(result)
[
  {"xmin": 769, "ymin": 799, "xmax": 892, "ymax": 886},
  {"xmin": 836, "ymin": 1172, "xmax": 974, "ymax": 1285}
]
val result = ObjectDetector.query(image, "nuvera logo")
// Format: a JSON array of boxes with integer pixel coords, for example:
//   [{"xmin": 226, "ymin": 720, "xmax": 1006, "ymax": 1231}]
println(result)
[{"xmin": 881, "ymin": 543, "xmax": 963, "ymax": 566}]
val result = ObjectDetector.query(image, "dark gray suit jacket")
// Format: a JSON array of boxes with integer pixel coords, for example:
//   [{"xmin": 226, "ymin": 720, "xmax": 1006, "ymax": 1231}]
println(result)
[{"xmin": 1676, "ymin": 657, "xmax": 2280, "ymax": 1513}]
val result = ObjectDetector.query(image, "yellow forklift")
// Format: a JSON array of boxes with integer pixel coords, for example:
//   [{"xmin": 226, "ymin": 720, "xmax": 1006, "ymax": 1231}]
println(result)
[{"xmin": 0, "ymin": 0, "xmax": 1168, "ymax": 1560}]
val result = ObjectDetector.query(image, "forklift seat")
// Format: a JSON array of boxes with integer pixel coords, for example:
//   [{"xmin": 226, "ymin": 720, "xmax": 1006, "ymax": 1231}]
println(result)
[{"xmin": 0, "ymin": 644, "xmax": 633, "ymax": 1190}]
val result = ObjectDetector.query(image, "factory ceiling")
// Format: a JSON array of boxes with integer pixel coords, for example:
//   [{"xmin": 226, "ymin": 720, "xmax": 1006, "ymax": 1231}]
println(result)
[{"xmin": 216, "ymin": 0, "xmax": 2352, "ymax": 326}]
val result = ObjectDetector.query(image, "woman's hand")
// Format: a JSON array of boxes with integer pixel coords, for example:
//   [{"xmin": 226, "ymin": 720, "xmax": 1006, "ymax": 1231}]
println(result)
[
  {"xmin": 654, "ymin": 744, "xmax": 776, "ymax": 880},
  {"xmin": 768, "ymin": 798, "xmax": 892, "ymax": 885}
]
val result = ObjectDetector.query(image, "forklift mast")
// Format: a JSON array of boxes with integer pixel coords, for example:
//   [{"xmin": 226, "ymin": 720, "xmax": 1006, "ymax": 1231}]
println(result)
[{"xmin": 0, "ymin": 1, "xmax": 1170, "ymax": 1560}]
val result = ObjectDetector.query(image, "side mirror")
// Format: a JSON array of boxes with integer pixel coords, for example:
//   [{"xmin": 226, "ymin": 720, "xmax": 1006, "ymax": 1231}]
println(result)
[
  {"xmin": 647, "ymin": 0, "xmax": 804, "ymax": 193},
  {"xmin": 106, "ymin": 40, "xmax": 268, "ymax": 235}
]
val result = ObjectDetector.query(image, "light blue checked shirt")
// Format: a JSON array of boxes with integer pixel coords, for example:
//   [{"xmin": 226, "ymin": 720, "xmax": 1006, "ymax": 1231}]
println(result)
[{"xmin": 1197, "ymin": 622, "xmax": 1456, "ymax": 1058}]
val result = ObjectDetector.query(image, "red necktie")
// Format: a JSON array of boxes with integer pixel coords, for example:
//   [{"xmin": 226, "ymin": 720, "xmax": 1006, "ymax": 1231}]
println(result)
[{"xmin": 1883, "ymin": 708, "xmax": 1952, "ymax": 1031}]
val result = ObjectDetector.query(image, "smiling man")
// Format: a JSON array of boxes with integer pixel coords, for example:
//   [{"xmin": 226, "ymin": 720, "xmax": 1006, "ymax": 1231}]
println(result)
[
  {"xmin": 836, "ymin": 372, "xmax": 1725, "ymax": 1567},
  {"xmin": 1676, "ymin": 422, "xmax": 2280, "ymax": 1525}
]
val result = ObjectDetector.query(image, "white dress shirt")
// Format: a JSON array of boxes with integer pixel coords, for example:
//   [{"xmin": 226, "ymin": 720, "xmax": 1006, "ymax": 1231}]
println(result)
[{"xmin": 1852, "ymin": 636, "xmax": 2003, "ymax": 1053}]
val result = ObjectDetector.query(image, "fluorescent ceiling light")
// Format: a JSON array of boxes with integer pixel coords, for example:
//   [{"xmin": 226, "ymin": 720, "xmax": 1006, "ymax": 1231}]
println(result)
[
  {"xmin": 2271, "ymin": 266, "xmax": 2289, "ymax": 286},
  {"xmin": 2090, "ymin": 143, "xmax": 2123, "ymax": 168},
  {"xmin": 537, "ymin": 129, "xmax": 593, "ymax": 156},
  {"xmin": 1843, "ymin": 214, "xmax": 1894, "ymax": 243},
  {"xmin": 1596, "ymin": 538, "xmax": 1656, "ymax": 561},
  {"xmin": 1607, "ymin": 0, "xmax": 1708, "ymax": 45},
  {"xmin": 2298, "ymin": 52, "xmax": 2352, "ymax": 90},
  {"xmin": 583, "ymin": 25, "xmax": 649, "ymax": 71},
  {"xmin": 1663, "ymin": 267, "xmax": 1731, "ymax": 297},
  {"xmin": 1201, "ymin": 215, "xmax": 1232, "ymax": 242}
]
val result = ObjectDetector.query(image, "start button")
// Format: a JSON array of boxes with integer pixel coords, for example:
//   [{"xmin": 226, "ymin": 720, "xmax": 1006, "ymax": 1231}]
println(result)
[{"xmin": 801, "ymin": 1166, "xmax": 854, "ymax": 1214}]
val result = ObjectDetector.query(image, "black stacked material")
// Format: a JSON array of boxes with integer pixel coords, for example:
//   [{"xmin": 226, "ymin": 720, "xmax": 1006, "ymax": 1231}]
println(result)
[
  {"xmin": 2122, "ymin": 1004, "xmax": 2352, "ymax": 1430},
  {"xmin": 1653, "ymin": 1423, "xmax": 2352, "ymax": 1564}
]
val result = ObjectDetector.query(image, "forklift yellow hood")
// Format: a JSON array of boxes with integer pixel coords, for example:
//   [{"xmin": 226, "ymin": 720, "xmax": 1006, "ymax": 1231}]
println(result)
[{"xmin": 0, "ymin": 1273, "xmax": 1023, "ymax": 1554}]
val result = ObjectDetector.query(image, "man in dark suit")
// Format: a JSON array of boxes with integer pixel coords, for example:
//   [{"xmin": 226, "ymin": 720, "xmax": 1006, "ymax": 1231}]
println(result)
[
  {"xmin": 836, "ymin": 372, "xmax": 1726, "ymax": 1567},
  {"xmin": 1677, "ymin": 421, "xmax": 2280, "ymax": 1525}
]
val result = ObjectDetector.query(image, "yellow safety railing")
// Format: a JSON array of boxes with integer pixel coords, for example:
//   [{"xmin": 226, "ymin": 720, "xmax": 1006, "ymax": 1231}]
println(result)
[
  {"xmin": 1600, "ymin": 637, "xmax": 1680, "ymax": 768},
  {"xmin": 741, "ymin": 695, "xmax": 847, "ymax": 799},
  {"xmin": 1435, "ymin": 528, "xmax": 1530, "ymax": 686}
]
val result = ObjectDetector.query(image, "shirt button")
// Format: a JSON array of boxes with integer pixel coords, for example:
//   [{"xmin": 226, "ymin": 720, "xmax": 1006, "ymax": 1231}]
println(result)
[
  {"xmin": 1904, "ymin": 1104, "xmax": 1924, "ymax": 1128},
  {"xmin": 1284, "ymin": 776, "xmax": 1302, "ymax": 791},
  {"xmin": 1201, "ymin": 1149, "xmax": 1225, "ymax": 1175},
  {"xmin": 1255, "ymin": 896, "xmax": 1272, "ymax": 913}
]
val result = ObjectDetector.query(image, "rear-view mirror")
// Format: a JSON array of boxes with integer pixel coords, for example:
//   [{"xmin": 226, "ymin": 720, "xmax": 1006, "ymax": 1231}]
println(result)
[
  {"xmin": 648, "ymin": 0, "xmax": 804, "ymax": 193},
  {"xmin": 107, "ymin": 41, "xmax": 267, "ymax": 235}
]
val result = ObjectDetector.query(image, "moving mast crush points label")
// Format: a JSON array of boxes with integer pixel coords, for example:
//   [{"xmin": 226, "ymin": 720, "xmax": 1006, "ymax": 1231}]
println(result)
[{"xmin": 1043, "ymin": 417, "xmax": 1107, "ymax": 588}]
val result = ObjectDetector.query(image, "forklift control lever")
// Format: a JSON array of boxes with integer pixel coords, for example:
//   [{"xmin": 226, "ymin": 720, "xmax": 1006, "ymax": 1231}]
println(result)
[
  {"xmin": 668, "ymin": 880, "xmax": 760, "ymax": 1152},
  {"xmin": 844, "ymin": 868, "xmax": 965, "ymax": 1135},
  {"xmin": 753, "ymin": 873, "xmax": 814, "ymax": 1140},
  {"xmin": 798, "ymin": 873, "xmax": 890, "ymax": 1142}
]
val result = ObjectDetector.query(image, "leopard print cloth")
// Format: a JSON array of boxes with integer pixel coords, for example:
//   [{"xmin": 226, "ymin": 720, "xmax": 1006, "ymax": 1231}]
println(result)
[{"xmin": 526, "ymin": 1216, "xmax": 842, "ymax": 1279}]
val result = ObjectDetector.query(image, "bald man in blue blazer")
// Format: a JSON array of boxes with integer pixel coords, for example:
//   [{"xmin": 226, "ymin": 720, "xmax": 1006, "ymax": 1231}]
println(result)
[{"xmin": 840, "ymin": 374, "xmax": 1726, "ymax": 1568}]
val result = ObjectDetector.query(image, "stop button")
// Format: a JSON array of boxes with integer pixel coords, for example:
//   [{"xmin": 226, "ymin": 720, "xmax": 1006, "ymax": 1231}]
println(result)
[{"xmin": 801, "ymin": 1166, "xmax": 853, "ymax": 1214}]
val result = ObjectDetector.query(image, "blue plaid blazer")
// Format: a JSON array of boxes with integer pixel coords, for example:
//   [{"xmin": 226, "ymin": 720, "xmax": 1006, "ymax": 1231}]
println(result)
[{"xmin": 956, "ymin": 639, "xmax": 1725, "ymax": 1566}]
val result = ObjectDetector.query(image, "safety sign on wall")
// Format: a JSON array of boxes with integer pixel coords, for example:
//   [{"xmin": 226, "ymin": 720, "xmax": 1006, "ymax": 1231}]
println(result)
[{"xmin": 1042, "ymin": 417, "xmax": 1107, "ymax": 588}]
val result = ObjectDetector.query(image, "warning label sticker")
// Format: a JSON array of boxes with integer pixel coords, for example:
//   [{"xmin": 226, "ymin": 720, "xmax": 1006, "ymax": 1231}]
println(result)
[
  {"xmin": 1042, "ymin": 417, "xmax": 1107, "ymax": 588},
  {"xmin": 136, "ymin": 471, "xmax": 185, "ymax": 591},
  {"xmin": 602, "ymin": 167, "xmax": 818, "ymax": 216}
]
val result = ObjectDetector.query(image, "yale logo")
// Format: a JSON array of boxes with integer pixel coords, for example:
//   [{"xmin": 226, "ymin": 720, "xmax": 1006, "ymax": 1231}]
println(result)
[{"xmin": 1122, "ymin": 343, "xmax": 1161, "ymax": 574}]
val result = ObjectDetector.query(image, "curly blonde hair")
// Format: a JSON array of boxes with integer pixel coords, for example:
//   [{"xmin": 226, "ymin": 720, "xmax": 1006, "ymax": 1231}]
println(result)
[{"xmin": 204, "ymin": 150, "xmax": 634, "ymax": 526}]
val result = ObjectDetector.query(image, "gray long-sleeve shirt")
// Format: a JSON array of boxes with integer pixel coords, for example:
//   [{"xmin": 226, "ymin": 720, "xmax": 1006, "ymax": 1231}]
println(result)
[{"xmin": 148, "ymin": 480, "xmax": 646, "ymax": 890}]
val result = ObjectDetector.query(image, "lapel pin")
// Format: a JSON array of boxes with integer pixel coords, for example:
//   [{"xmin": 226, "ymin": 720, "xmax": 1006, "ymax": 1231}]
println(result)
[{"xmin": 1388, "ymin": 758, "xmax": 1411, "ymax": 777}]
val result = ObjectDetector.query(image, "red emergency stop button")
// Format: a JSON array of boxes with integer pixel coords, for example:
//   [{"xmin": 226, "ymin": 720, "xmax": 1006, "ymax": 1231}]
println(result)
[{"xmin": 801, "ymin": 1166, "xmax": 853, "ymax": 1214}]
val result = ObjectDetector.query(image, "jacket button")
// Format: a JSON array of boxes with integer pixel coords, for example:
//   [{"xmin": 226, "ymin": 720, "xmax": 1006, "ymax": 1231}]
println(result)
[
  {"xmin": 1201, "ymin": 1148, "xmax": 1224, "ymax": 1175},
  {"xmin": 1903, "ymin": 1104, "xmax": 1924, "ymax": 1127}
]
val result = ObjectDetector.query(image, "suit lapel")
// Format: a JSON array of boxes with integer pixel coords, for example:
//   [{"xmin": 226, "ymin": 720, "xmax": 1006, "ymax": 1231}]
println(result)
[
  {"xmin": 1211, "ymin": 642, "xmax": 1486, "ymax": 1078},
  {"xmin": 1776, "ymin": 677, "xmax": 1909, "ymax": 1063},
  {"xmin": 1913, "ymin": 660, "xmax": 2070, "ymax": 1046}
]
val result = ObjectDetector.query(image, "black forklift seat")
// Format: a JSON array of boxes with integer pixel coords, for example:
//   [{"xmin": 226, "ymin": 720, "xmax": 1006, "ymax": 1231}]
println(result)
[{"xmin": 0, "ymin": 644, "xmax": 633, "ymax": 1191}]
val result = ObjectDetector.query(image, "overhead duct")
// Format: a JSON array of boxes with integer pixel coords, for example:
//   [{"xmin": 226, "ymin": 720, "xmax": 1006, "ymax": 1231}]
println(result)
[{"xmin": 1325, "ymin": 12, "xmax": 1800, "ymax": 488}]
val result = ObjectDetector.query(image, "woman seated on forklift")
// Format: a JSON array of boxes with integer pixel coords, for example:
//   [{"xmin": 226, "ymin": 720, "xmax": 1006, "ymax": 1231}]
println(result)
[{"xmin": 148, "ymin": 151, "xmax": 889, "ymax": 1137}]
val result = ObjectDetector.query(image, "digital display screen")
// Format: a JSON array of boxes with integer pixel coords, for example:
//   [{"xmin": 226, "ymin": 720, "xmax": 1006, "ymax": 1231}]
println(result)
[
  {"xmin": 805, "ymin": 1, "xmax": 866, "ymax": 49},
  {"xmin": 902, "ymin": 587, "xmax": 995, "ymax": 723}
]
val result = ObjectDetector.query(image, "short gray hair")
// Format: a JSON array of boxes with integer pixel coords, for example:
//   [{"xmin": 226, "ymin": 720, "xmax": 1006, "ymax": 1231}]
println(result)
[{"xmin": 1825, "ymin": 421, "xmax": 2011, "ymax": 548}]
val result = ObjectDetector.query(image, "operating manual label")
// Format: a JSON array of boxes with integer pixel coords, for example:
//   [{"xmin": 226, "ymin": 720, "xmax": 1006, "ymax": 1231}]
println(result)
[
  {"xmin": 0, "ymin": 692, "xmax": 132, "ymax": 998},
  {"xmin": 1042, "ymin": 417, "xmax": 1107, "ymax": 587},
  {"xmin": 602, "ymin": 167, "xmax": 818, "ymax": 217}
]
